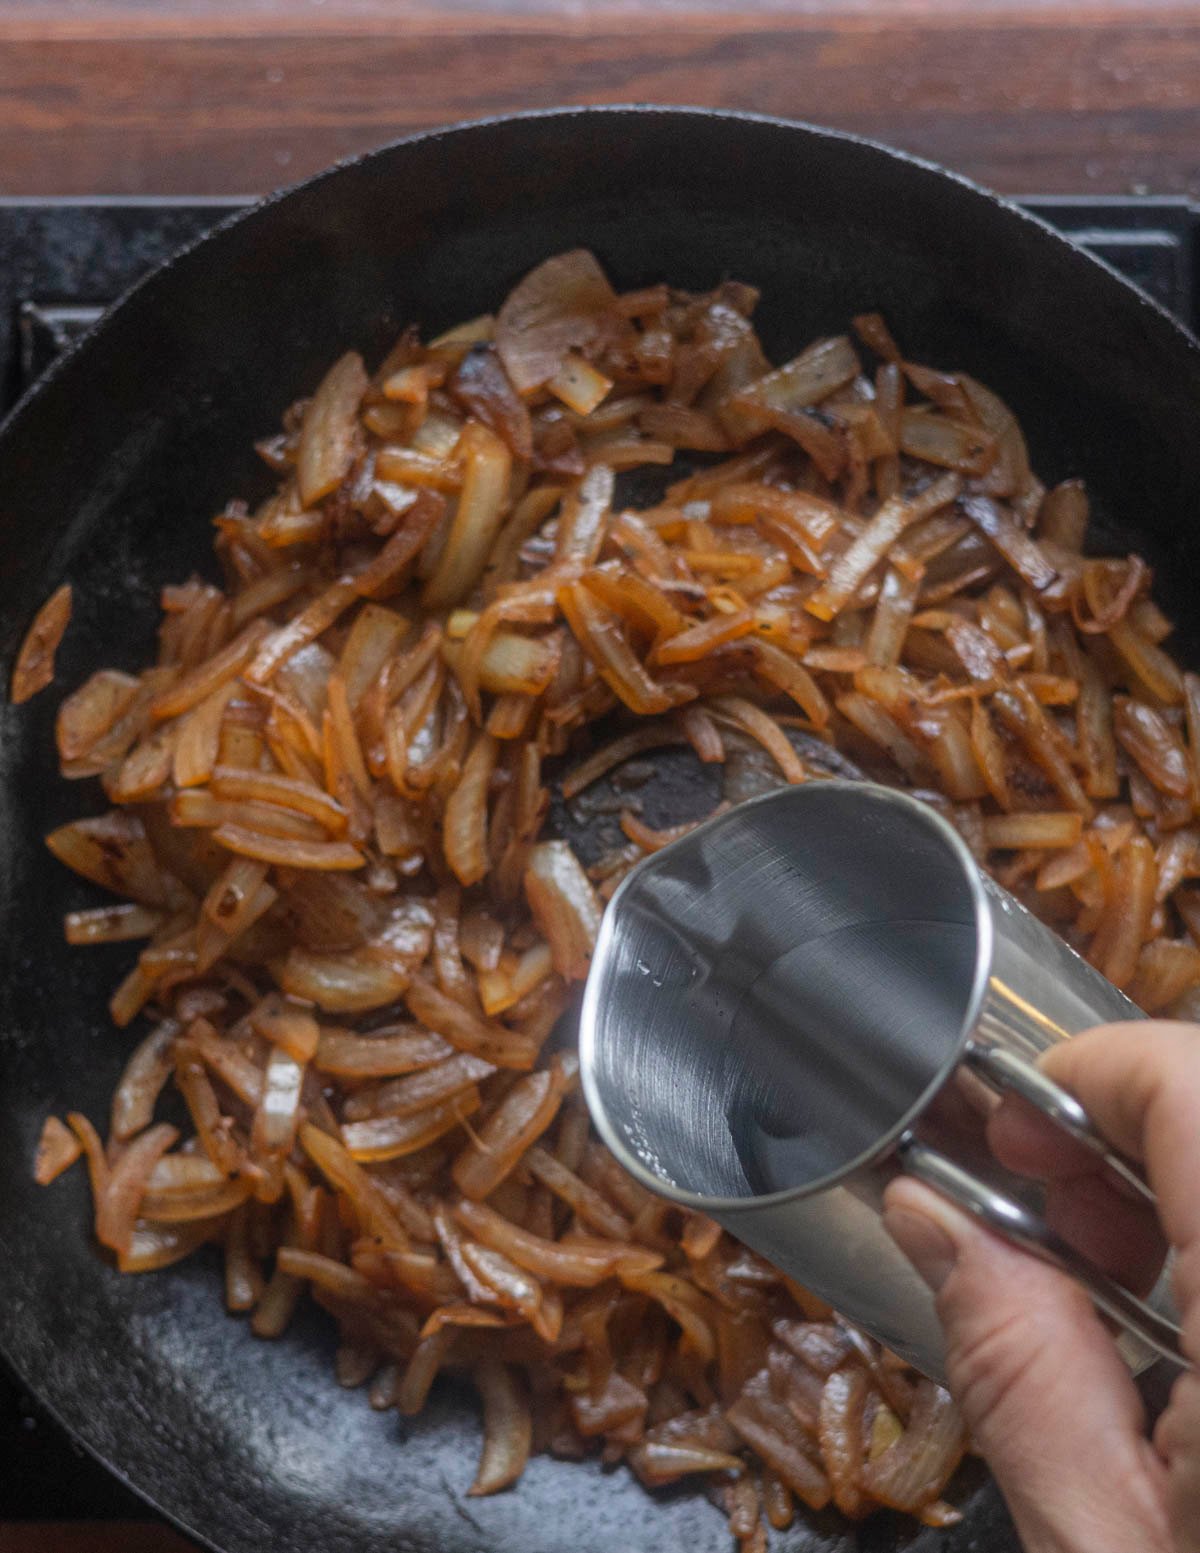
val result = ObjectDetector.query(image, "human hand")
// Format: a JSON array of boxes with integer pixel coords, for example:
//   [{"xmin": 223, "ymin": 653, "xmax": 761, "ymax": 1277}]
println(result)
[{"xmin": 882, "ymin": 1021, "xmax": 1200, "ymax": 1553}]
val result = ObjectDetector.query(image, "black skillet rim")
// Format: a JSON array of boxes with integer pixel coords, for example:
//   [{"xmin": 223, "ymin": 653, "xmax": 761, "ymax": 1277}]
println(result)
[{"xmin": 1, "ymin": 101, "xmax": 1196, "ymax": 1550}]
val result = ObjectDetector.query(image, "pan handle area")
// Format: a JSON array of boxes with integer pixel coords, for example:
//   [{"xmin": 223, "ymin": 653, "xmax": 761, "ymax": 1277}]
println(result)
[
  {"xmin": 965, "ymin": 1040, "xmax": 1155, "ymax": 1207},
  {"xmin": 898, "ymin": 1133, "xmax": 1188, "ymax": 1369}
]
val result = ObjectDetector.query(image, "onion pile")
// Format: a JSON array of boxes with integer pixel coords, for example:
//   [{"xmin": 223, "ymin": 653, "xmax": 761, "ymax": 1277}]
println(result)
[{"xmin": 22, "ymin": 249, "xmax": 1200, "ymax": 1543}]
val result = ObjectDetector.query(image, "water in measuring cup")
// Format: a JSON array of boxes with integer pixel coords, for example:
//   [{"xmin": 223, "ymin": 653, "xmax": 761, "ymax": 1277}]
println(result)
[{"xmin": 727, "ymin": 917, "xmax": 977, "ymax": 1195}]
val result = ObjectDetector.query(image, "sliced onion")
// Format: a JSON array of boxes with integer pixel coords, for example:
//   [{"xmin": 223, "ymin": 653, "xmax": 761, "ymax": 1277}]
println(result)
[
  {"xmin": 422, "ymin": 424, "xmax": 513, "ymax": 610},
  {"xmin": 343, "ymin": 1090, "xmax": 481, "ymax": 1162},
  {"xmin": 806, "ymin": 475, "xmax": 960, "ymax": 621},
  {"xmin": 278, "ymin": 871, "xmax": 388, "ymax": 953},
  {"xmin": 453, "ymin": 1198, "xmax": 662, "ymax": 1287},
  {"xmin": 276, "ymin": 947, "xmax": 410, "ymax": 1012},
  {"xmin": 451, "ymin": 1055, "xmax": 574, "ymax": 1200},
  {"xmin": 213, "ymin": 822, "xmax": 364, "ymax": 872},
  {"xmin": 628, "ymin": 1439, "xmax": 746, "ymax": 1487},
  {"xmin": 981, "ymin": 812, "xmax": 1083, "ymax": 850},
  {"xmin": 420, "ymin": 1304, "xmax": 509, "ymax": 1339},
  {"xmin": 523, "ymin": 841, "xmax": 602, "ymax": 980},
  {"xmin": 142, "ymin": 1177, "xmax": 251, "ymax": 1222},
  {"xmin": 449, "ymin": 343, "xmax": 533, "ymax": 459},
  {"xmin": 396, "ymin": 1328, "xmax": 454, "ymax": 1416},
  {"xmin": 859, "ymin": 1380, "xmax": 965, "ymax": 1512},
  {"xmin": 146, "ymin": 1154, "xmax": 226, "ymax": 1195},
  {"xmin": 33, "ymin": 1115, "xmax": 82, "ymax": 1185},
  {"xmin": 45, "ymin": 812, "xmax": 169, "ymax": 906},
  {"xmin": 64, "ymin": 902, "xmax": 165, "ymax": 946},
  {"xmin": 469, "ymin": 1361, "xmax": 533, "ymax": 1495},
  {"xmin": 298, "ymin": 1123, "xmax": 411, "ymax": 1250},
  {"xmin": 1114, "ymin": 697, "xmax": 1193, "ymax": 798},
  {"xmin": 726, "ymin": 1373, "xmax": 832, "ymax": 1511},
  {"xmin": 11, "ymin": 582, "xmax": 73, "ymax": 704},
  {"xmin": 173, "ymin": 681, "xmax": 238, "ymax": 789},
  {"xmin": 110, "ymin": 1017, "xmax": 180, "ymax": 1141},
  {"xmin": 173, "ymin": 1045, "xmax": 244, "ymax": 1177},
  {"xmin": 212, "ymin": 764, "xmax": 348, "ymax": 832},
  {"xmin": 95, "ymin": 1122, "xmax": 180, "ymax": 1257},
  {"xmin": 252, "ymin": 1047, "xmax": 307, "ymax": 1156},
  {"xmin": 345, "ymin": 1052, "xmax": 494, "ymax": 1123},
  {"xmin": 496, "ymin": 249, "xmax": 618, "ymax": 393},
  {"xmin": 55, "ymin": 669, "xmax": 139, "ymax": 761},
  {"xmin": 558, "ymin": 579, "xmax": 692, "ymax": 716},
  {"xmin": 296, "ymin": 351, "xmax": 368, "ymax": 505},
  {"xmin": 245, "ymin": 577, "xmax": 359, "ymax": 687},
  {"xmin": 460, "ymin": 1241, "xmax": 543, "ymax": 1322},
  {"xmin": 443, "ymin": 731, "xmax": 497, "ymax": 886},
  {"xmin": 314, "ymin": 1025, "xmax": 454, "ymax": 1078},
  {"xmin": 898, "ymin": 410, "xmax": 995, "ymax": 476},
  {"xmin": 818, "ymin": 1366, "xmax": 869, "ymax": 1517},
  {"xmin": 570, "ymin": 1371, "xmax": 647, "ymax": 1438},
  {"xmin": 547, "ymin": 352, "xmax": 614, "ymax": 418},
  {"xmin": 119, "ymin": 1218, "xmax": 218, "ymax": 1274},
  {"xmin": 406, "ymin": 974, "xmax": 539, "ymax": 1070},
  {"xmin": 620, "ymin": 1270, "xmax": 718, "ymax": 1363}
]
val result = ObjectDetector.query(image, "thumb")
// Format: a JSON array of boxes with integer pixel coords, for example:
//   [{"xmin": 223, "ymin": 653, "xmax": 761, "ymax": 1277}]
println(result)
[{"xmin": 883, "ymin": 1177, "xmax": 1171, "ymax": 1553}]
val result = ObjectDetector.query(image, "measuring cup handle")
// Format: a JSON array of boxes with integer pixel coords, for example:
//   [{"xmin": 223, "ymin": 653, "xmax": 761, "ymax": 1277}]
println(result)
[
  {"xmin": 897, "ymin": 1136, "xmax": 1188, "ymax": 1368},
  {"xmin": 965, "ymin": 1040, "xmax": 1154, "ymax": 1206}
]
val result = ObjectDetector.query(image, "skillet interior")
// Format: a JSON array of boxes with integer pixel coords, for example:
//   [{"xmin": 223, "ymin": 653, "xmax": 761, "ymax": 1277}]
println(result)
[{"xmin": 3, "ymin": 106, "xmax": 1200, "ymax": 1553}]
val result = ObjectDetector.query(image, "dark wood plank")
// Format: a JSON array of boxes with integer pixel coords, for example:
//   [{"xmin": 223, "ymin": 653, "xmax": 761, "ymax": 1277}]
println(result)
[
  {"xmin": 0, "ymin": 1524, "xmax": 193, "ymax": 1551},
  {"xmin": 0, "ymin": 2, "xmax": 1198, "ymax": 198}
]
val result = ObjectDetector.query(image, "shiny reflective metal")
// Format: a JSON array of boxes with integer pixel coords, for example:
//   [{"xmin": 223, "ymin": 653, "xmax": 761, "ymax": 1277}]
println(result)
[{"xmin": 580, "ymin": 780, "xmax": 1185, "ymax": 1381}]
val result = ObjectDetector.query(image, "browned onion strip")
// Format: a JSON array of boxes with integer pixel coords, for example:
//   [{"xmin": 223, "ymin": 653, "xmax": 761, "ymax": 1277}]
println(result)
[
  {"xmin": 406, "ymin": 976, "xmax": 540, "ymax": 1070},
  {"xmin": 313, "ymin": 1025, "xmax": 454, "ymax": 1078},
  {"xmin": 210, "ymin": 765, "xmax": 348, "ymax": 832},
  {"xmin": 805, "ymin": 474, "xmax": 960, "ymax": 621},
  {"xmin": 297, "ymin": 351, "xmax": 369, "ymax": 505},
  {"xmin": 470, "ymin": 1361, "xmax": 533, "ymax": 1495},
  {"xmin": 451, "ymin": 1055, "xmax": 574, "ymax": 1200},
  {"xmin": 110, "ymin": 1018, "xmax": 180, "ymax": 1141},
  {"xmin": 212, "ymin": 823, "xmax": 364, "ymax": 871},
  {"xmin": 343, "ymin": 1090, "xmax": 482, "ymax": 1162},
  {"xmin": 454, "ymin": 1198, "xmax": 662, "ymax": 1287},
  {"xmin": 34, "ymin": 1115, "xmax": 83, "ymax": 1185},
  {"xmin": 11, "ymin": 582, "xmax": 73, "ymax": 705},
  {"xmin": 860, "ymin": 1381, "xmax": 966, "ymax": 1512},
  {"xmin": 726, "ymin": 1375, "xmax": 833, "ymax": 1511},
  {"xmin": 523, "ymin": 842, "xmax": 602, "ymax": 980},
  {"xmin": 95, "ymin": 1122, "xmax": 180, "ymax": 1257}
]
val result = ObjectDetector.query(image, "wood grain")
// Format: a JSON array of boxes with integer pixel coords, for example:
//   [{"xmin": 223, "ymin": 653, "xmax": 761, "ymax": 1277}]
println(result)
[
  {"xmin": 0, "ymin": 0, "xmax": 1198, "ymax": 198},
  {"xmin": 0, "ymin": 1525, "xmax": 193, "ymax": 1551}
]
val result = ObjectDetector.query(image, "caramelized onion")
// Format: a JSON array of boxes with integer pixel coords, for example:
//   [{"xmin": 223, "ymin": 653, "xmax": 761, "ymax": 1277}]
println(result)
[{"xmin": 36, "ymin": 250, "xmax": 1197, "ymax": 1530}]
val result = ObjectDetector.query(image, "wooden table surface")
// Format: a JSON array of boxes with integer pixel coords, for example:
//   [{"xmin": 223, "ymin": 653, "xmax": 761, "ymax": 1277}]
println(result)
[
  {"xmin": 0, "ymin": 1, "xmax": 1196, "ymax": 1547},
  {"xmin": 1, "ymin": 0, "xmax": 1200, "ymax": 201}
]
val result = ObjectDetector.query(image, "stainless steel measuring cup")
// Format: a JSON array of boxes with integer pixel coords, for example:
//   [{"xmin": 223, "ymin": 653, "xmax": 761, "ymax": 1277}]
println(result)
[{"xmin": 579, "ymin": 780, "xmax": 1185, "ymax": 1381}]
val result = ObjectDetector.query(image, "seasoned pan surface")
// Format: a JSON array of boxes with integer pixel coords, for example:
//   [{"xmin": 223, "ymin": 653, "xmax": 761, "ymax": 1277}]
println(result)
[{"xmin": 4, "ymin": 107, "xmax": 1200, "ymax": 1553}]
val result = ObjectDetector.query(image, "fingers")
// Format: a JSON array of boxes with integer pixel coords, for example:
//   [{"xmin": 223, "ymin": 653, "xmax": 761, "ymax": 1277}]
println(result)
[
  {"xmin": 1040, "ymin": 1022, "xmax": 1200, "ymax": 1253},
  {"xmin": 1039, "ymin": 1171, "xmax": 1166, "ymax": 1292},
  {"xmin": 1154, "ymin": 1367, "xmax": 1200, "ymax": 1553},
  {"xmin": 987, "ymin": 1092, "xmax": 1103, "ymax": 1181},
  {"xmin": 1156, "ymin": 1240, "xmax": 1200, "ymax": 1553},
  {"xmin": 988, "ymin": 1096, "xmax": 1167, "ymax": 1292},
  {"xmin": 884, "ymin": 1178, "xmax": 1173, "ymax": 1553}
]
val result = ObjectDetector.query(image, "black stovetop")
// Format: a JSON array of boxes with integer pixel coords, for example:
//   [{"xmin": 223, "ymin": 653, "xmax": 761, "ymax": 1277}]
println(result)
[{"xmin": 1, "ymin": 192, "xmax": 1197, "ymax": 1528}]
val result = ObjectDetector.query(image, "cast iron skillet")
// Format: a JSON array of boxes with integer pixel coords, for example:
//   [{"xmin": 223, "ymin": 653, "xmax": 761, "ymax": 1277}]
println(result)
[{"xmin": 2, "ymin": 107, "xmax": 1200, "ymax": 1553}]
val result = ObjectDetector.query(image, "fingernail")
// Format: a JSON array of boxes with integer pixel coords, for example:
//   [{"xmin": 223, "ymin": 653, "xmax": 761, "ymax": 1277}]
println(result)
[{"xmin": 883, "ymin": 1205, "xmax": 958, "ymax": 1292}]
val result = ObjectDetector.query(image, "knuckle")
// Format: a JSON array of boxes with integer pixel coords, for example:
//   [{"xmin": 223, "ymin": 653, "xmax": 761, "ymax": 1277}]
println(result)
[{"xmin": 939, "ymin": 1294, "xmax": 1053, "ymax": 1440}]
